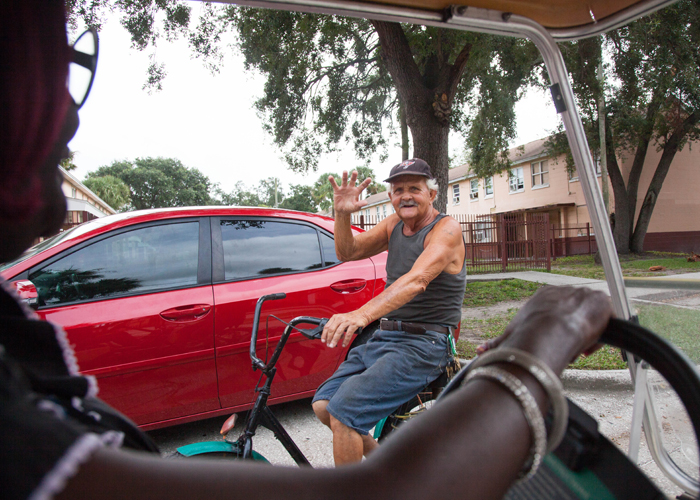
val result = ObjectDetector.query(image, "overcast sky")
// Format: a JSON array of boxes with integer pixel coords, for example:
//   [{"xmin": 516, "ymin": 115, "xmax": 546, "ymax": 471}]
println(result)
[{"xmin": 68, "ymin": 8, "xmax": 560, "ymax": 194}]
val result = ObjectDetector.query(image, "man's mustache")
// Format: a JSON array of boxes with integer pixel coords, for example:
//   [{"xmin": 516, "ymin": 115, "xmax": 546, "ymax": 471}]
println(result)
[{"xmin": 399, "ymin": 201, "xmax": 418, "ymax": 208}]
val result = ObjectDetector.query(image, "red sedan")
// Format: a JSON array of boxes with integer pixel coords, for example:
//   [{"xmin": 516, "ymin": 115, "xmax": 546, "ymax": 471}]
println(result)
[{"xmin": 1, "ymin": 207, "xmax": 387, "ymax": 430}]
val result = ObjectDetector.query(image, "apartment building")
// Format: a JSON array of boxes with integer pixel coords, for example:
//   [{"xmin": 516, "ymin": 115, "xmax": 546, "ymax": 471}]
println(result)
[
  {"xmin": 60, "ymin": 166, "xmax": 116, "ymax": 230},
  {"xmin": 352, "ymin": 137, "xmax": 700, "ymax": 253}
]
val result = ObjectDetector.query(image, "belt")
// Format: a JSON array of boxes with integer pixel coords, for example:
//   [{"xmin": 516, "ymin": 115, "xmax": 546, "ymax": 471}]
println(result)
[{"xmin": 379, "ymin": 319, "xmax": 451, "ymax": 335}]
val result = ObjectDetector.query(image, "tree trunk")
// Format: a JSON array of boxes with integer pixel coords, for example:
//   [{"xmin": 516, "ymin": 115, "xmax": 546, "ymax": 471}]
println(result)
[
  {"xmin": 630, "ymin": 110, "xmax": 700, "ymax": 253},
  {"xmin": 412, "ymin": 124, "xmax": 450, "ymax": 211},
  {"xmin": 605, "ymin": 130, "xmax": 632, "ymax": 254},
  {"xmin": 371, "ymin": 20, "xmax": 472, "ymax": 214},
  {"xmin": 399, "ymin": 100, "xmax": 409, "ymax": 161}
]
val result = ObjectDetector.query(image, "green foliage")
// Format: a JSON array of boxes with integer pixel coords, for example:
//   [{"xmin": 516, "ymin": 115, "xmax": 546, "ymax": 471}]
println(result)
[
  {"xmin": 216, "ymin": 181, "xmax": 262, "ymax": 207},
  {"xmin": 280, "ymin": 184, "xmax": 317, "ymax": 213},
  {"xmin": 59, "ymin": 151, "xmax": 79, "ymax": 171},
  {"xmin": 463, "ymin": 279, "xmax": 544, "ymax": 307},
  {"xmin": 312, "ymin": 172, "xmax": 339, "ymax": 214},
  {"xmin": 87, "ymin": 157, "xmax": 214, "ymax": 209},
  {"xmin": 67, "ymin": 2, "xmax": 541, "ymax": 213},
  {"xmin": 82, "ymin": 175, "xmax": 131, "ymax": 212},
  {"xmin": 229, "ymin": 9, "xmax": 394, "ymax": 172},
  {"xmin": 256, "ymin": 177, "xmax": 285, "ymax": 207}
]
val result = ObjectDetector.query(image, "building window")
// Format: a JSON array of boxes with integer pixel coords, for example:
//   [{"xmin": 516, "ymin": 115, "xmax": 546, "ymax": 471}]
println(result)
[
  {"xmin": 71, "ymin": 188, "xmax": 77, "ymax": 198},
  {"xmin": 376, "ymin": 207, "xmax": 380, "ymax": 220},
  {"xmin": 452, "ymin": 184, "xmax": 460, "ymax": 205},
  {"xmin": 509, "ymin": 167, "xmax": 524, "ymax": 193},
  {"xmin": 382, "ymin": 205, "xmax": 387, "ymax": 218},
  {"xmin": 531, "ymin": 160, "xmax": 549, "ymax": 187},
  {"xmin": 484, "ymin": 177, "xmax": 494, "ymax": 197},
  {"xmin": 469, "ymin": 179, "xmax": 479, "ymax": 201}
]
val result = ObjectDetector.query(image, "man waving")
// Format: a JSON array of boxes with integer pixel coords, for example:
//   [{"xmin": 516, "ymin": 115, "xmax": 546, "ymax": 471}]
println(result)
[{"xmin": 312, "ymin": 159, "xmax": 467, "ymax": 465}]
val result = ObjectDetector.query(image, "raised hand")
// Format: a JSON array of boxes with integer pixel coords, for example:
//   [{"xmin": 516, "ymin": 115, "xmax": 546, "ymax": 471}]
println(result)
[{"xmin": 329, "ymin": 170, "xmax": 373, "ymax": 215}]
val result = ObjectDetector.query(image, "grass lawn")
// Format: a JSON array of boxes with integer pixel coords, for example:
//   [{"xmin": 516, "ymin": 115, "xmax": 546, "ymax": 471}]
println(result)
[
  {"xmin": 456, "ymin": 309, "xmax": 627, "ymax": 369},
  {"xmin": 463, "ymin": 279, "xmax": 544, "ymax": 307},
  {"xmin": 541, "ymin": 253, "xmax": 700, "ymax": 281},
  {"xmin": 458, "ymin": 254, "xmax": 699, "ymax": 369},
  {"xmin": 636, "ymin": 304, "xmax": 700, "ymax": 363}
]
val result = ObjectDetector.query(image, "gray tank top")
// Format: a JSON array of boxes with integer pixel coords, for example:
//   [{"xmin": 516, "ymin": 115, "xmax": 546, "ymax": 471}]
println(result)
[{"xmin": 384, "ymin": 213, "xmax": 467, "ymax": 327}]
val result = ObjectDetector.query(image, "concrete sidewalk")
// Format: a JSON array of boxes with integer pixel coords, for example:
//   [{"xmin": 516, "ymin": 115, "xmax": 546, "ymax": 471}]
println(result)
[{"xmin": 468, "ymin": 270, "xmax": 700, "ymax": 309}]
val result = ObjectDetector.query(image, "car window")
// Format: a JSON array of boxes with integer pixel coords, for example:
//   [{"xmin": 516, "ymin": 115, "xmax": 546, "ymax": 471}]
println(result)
[
  {"xmin": 30, "ymin": 222, "xmax": 199, "ymax": 306},
  {"xmin": 320, "ymin": 232, "xmax": 341, "ymax": 266},
  {"xmin": 221, "ymin": 220, "xmax": 323, "ymax": 280}
]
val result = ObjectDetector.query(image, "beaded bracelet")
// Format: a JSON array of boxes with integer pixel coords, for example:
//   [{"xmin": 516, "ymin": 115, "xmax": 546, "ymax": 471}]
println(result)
[
  {"xmin": 469, "ymin": 347, "xmax": 568, "ymax": 452},
  {"xmin": 465, "ymin": 366, "xmax": 547, "ymax": 480}
]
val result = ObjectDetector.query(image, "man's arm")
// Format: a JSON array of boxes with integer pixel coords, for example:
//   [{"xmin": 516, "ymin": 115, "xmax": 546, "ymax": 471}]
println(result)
[
  {"xmin": 330, "ymin": 170, "xmax": 393, "ymax": 262},
  {"xmin": 321, "ymin": 216, "xmax": 464, "ymax": 348}
]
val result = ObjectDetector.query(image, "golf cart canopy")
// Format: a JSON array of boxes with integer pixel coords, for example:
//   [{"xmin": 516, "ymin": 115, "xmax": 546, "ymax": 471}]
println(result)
[{"xmin": 223, "ymin": 0, "xmax": 677, "ymax": 39}]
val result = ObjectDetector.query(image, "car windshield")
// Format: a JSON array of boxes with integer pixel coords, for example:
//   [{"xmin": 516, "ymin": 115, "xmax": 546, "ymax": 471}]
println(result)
[{"xmin": 0, "ymin": 227, "xmax": 80, "ymax": 273}]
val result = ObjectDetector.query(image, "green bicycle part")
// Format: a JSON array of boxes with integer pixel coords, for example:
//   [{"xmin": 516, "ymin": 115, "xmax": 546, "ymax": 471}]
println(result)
[
  {"xmin": 373, "ymin": 417, "xmax": 388, "ymax": 440},
  {"xmin": 176, "ymin": 441, "xmax": 270, "ymax": 462}
]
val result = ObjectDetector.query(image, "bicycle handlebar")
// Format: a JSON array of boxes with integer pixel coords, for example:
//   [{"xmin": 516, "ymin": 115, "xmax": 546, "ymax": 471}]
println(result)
[
  {"xmin": 249, "ymin": 293, "xmax": 362, "ymax": 373},
  {"xmin": 249, "ymin": 294, "xmax": 330, "ymax": 372},
  {"xmin": 250, "ymin": 294, "xmax": 287, "ymax": 371}
]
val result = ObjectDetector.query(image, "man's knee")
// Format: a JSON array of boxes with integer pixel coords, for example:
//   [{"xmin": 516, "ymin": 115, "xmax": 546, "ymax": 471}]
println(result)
[{"xmin": 312, "ymin": 399, "xmax": 331, "ymax": 427}]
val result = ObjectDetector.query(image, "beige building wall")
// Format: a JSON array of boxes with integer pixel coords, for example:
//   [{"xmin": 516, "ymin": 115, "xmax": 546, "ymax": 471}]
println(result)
[{"xmin": 617, "ymin": 141, "xmax": 700, "ymax": 234}]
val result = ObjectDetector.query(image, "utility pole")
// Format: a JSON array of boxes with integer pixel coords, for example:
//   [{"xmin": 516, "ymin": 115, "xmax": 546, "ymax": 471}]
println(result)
[{"xmin": 274, "ymin": 178, "xmax": 278, "ymax": 208}]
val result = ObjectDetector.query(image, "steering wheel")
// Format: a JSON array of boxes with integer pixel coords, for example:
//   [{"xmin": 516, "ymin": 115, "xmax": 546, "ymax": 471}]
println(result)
[{"xmin": 440, "ymin": 318, "xmax": 700, "ymax": 498}]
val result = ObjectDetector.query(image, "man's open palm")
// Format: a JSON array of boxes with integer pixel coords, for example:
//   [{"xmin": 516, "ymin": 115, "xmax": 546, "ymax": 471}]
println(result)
[{"xmin": 329, "ymin": 170, "xmax": 372, "ymax": 215}]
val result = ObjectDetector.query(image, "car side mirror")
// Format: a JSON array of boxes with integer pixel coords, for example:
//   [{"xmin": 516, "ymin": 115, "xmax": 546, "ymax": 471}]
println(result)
[{"xmin": 12, "ymin": 280, "xmax": 39, "ymax": 310}]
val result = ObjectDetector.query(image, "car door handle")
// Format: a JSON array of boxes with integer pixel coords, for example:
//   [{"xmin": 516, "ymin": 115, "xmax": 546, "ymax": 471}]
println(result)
[
  {"xmin": 330, "ymin": 279, "xmax": 367, "ymax": 293},
  {"xmin": 160, "ymin": 304, "xmax": 212, "ymax": 322}
]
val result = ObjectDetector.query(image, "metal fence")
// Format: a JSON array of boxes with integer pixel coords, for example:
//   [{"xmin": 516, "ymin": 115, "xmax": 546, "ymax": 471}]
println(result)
[
  {"xmin": 455, "ymin": 213, "xmax": 551, "ymax": 273},
  {"xmin": 351, "ymin": 212, "xmax": 554, "ymax": 273},
  {"xmin": 550, "ymin": 223, "xmax": 597, "ymax": 258}
]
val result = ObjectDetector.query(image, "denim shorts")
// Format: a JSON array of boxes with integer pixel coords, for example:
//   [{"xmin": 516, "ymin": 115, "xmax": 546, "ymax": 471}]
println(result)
[{"xmin": 312, "ymin": 327, "xmax": 451, "ymax": 435}]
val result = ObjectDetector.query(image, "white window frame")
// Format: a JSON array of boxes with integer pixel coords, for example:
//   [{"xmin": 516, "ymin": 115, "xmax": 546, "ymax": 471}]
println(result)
[
  {"xmin": 473, "ymin": 221, "xmax": 492, "ymax": 243},
  {"xmin": 509, "ymin": 167, "xmax": 524, "ymax": 193},
  {"xmin": 469, "ymin": 179, "xmax": 479, "ymax": 201},
  {"xmin": 452, "ymin": 184, "xmax": 461, "ymax": 205},
  {"xmin": 382, "ymin": 204, "xmax": 387, "ymax": 218},
  {"xmin": 531, "ymin": 160, "xmax": 549, "ymax": 189},
  {"xmin": 484, "ymin": 177, "xmax": 494, "ymax": 198}
]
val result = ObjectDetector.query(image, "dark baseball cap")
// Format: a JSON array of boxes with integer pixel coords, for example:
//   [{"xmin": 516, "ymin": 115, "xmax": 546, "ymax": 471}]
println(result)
[{"xmin": 383, "ymin": 158, "xmax": 433, "ymax": 182}]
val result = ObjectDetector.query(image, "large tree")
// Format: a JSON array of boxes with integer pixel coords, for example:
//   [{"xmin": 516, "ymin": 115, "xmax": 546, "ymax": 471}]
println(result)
[
  {"xmin": 547, "ymin": 0, "xmax": 700, "ymax": 254},
  {"xmin": 68, "ymin": 2, "xmax": 539, "ymax": 213},
  {"xmin": 87, "ymin": 157, "xmax": 215, "ymax": 209}
]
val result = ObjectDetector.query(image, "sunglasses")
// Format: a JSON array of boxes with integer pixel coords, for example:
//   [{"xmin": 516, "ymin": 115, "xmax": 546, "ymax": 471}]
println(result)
[{"xmin": 68, "ymin": 28, "xmax": 99, "ymax": 109}]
